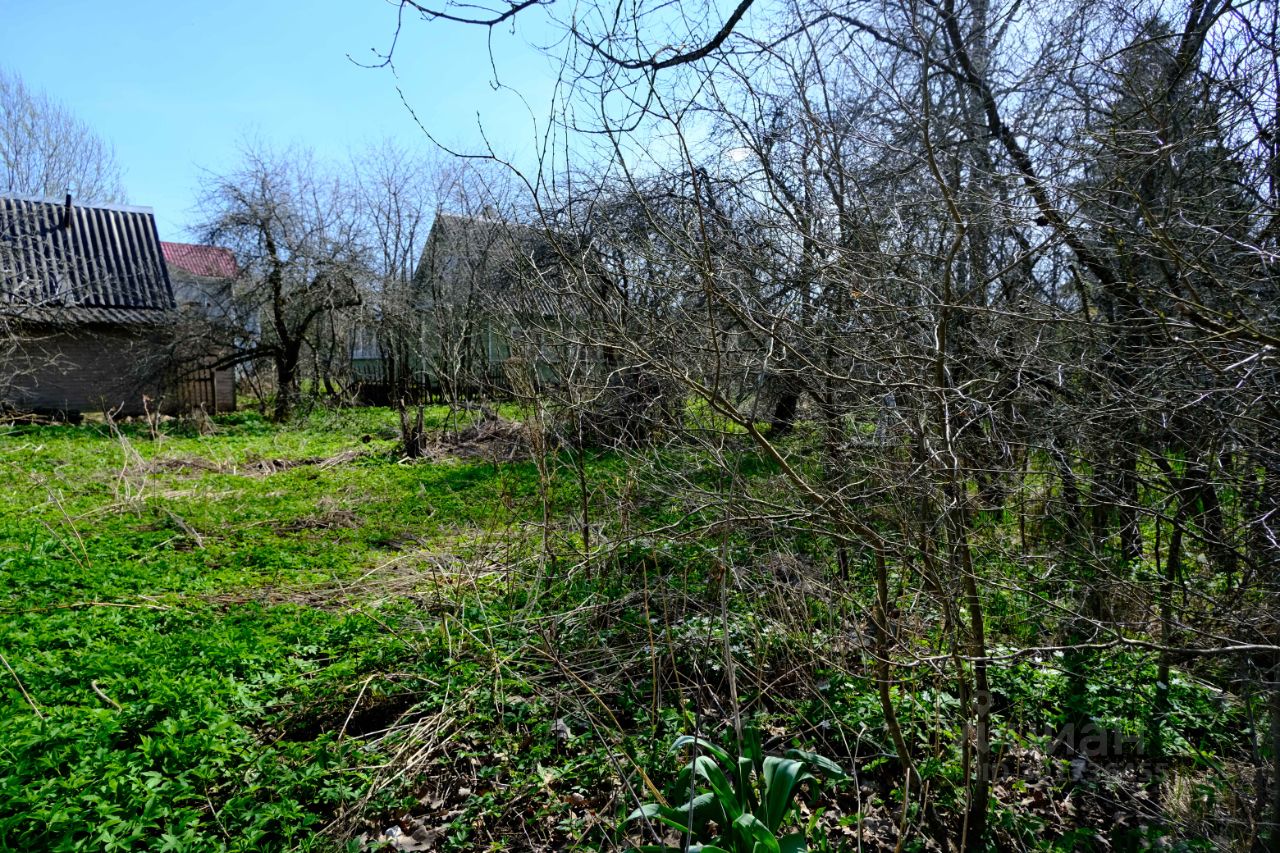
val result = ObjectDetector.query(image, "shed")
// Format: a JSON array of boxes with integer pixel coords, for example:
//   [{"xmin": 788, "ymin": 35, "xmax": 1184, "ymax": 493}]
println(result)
[{"xmin": 0, "ymin": 194, "xmax": 181, "ymax": 417}]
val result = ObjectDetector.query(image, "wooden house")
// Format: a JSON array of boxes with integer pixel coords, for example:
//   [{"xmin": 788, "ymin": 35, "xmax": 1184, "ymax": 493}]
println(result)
[
  {"xmin": 161, "ymin": 241, "xmax": 238, "ymax": 412},
  {"xmin": 0, "ymin": 194, "xmax": 234, "ymax": 417},
  {"xmin": 353, "ymin": 211, "xmax": 578, "ymax": 401}
]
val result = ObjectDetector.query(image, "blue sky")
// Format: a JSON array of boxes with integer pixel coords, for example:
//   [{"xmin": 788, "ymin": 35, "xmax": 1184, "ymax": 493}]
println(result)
[{"xmin": 1, "ymin": 0, "xmax": 560, "ymax": 239}]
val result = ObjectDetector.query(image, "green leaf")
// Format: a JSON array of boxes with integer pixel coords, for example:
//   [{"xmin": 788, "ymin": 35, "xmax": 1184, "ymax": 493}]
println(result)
[
  {"xmin": 629, "ymin": 792, "xmax": 727, "ymax": 838},
  {"xmin": 681, "ymin": 790, "xmax": 729, "ymax": 835},
  {"xmin": 760, "ymin": 757, "xmax": 813, "ymax": 833},
  {"xmin": 779, "ymin": 832, "xmax": 808, "ymax": 853},
  {"xmin": 737, "ymin": 754, "xmax": 759, "ymax": 814},
  {"xmin": 785, "ymin": 749, "xmax": 846, "ymax": 779},
  {"xmin": 733, "ymin": 813, "xmax": 782, "ymax": 853},
  {"xmin": 625, "ymin": 802, "xmax": 691, "ymax": 834},
  {"xmin": 671, "ymin": 734, "xmax": 733, "ymax": 766},
  {"xmin": 742, "ymin": 727, "xmax": 764, "ymax": 770},
  {"xmin": 694, "ymin": 755, "xmax": 744, "ymax": 822}
]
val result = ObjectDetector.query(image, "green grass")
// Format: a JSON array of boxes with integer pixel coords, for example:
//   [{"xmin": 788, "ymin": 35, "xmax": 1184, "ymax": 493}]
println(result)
[
  {"xmin": 0, "ymin": 405, "xmax": 712, "ymax": 851},
  {"xmin": 0, "ymin": 408, "xmax": 550, "ymax": 851},
  {"xmin": 0, "ymin": 407, "xmax": 1255, "ymax": 851}
]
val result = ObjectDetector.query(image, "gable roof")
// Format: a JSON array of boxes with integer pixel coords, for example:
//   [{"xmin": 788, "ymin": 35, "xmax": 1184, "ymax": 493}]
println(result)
[
  {"xmin": 161, "ymin": 241, "xmax": 237, "ymax": 279},
  {"xmin": 415, "ymin": 212, "xmax": 576, "ymax": 316},
  {"xmin": 0, "ymin": 194, "xmax": 175, "ymax": 325}
]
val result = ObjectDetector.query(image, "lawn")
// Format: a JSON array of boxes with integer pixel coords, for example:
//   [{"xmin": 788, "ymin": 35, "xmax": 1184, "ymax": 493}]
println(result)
[{"xmin": 0, "ymin": 408, "xmax": 573, "ymax": 851}]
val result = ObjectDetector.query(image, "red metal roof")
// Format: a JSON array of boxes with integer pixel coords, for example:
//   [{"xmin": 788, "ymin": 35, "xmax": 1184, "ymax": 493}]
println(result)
[{"xmin": 161, "ymin": 241, "xmax": 237, "ymax": 279}]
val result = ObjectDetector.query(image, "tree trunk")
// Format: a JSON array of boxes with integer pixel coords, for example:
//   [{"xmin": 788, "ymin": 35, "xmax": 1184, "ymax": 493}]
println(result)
[
  {"xmin": 274, "ymin": 347, "xmax": 301, "ymax": 422},
  {"xmin": 769, "ymin": 390, "xmax": 799, "ymax": 435},
  {"xmin": 955, "ymin": 502, "xmax": 991, "ymax": 851},
  {"xmin": 1150, "ymin": 508, "xmax": 1182, "ymax": 783},
  {"xmin": 1268, "ymin": 666, "xmax": 1280, "ymax": 853}
]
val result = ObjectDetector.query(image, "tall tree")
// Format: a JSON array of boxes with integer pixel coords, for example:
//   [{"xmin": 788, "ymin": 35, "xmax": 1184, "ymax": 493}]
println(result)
[
  {"xmin": 0, "ymin": 68, "xmax": 124, "ymax": 203},
  {"xmin": 197, "ymin": 144, "xmax": 364, "ymax": 420}
]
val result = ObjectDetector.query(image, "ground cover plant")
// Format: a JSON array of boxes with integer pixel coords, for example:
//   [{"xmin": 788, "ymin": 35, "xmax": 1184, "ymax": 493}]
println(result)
[
  {"xmin": 0, "ymin": 403, "xmax": 1270, "ymax": 851},
  {"xmin": 0, "ymin": 407, "xmax": 541, "ymax": 851},
  {"xmin": 4, "ymin": 0, "xmax": 1280, "ymax": 847}
]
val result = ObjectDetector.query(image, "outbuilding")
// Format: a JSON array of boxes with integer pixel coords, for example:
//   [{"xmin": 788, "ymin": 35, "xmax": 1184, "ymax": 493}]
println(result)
[{"xmin": 0, "ymin": 194, "xmax": 234, "ymax": 417}]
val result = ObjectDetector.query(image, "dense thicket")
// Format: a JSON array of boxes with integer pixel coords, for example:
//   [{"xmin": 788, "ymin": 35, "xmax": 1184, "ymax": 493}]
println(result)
[{"xmin": 387, "ymin": 0, "xmax": 1280, "ymax": 845}]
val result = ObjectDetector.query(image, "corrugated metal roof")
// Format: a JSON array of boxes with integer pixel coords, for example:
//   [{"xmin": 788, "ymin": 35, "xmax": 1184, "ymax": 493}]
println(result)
[
  {"xmin": 0, "ymin": 194, "xmax": 175, "ymax": 324},
  {"xmin": 161, "ymin": 241, "xmax": 237, "ymax": 279},
  {"xmin": 14, "ymin": 305, "xmax": 173, "ymax": 326}
]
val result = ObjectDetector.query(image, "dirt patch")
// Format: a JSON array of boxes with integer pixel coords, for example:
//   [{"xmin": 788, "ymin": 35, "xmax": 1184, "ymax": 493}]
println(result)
[
  {"xmin": 417, "ymin": 417, "xmax": 531, "ymax": 462},
  {"xmin": 276, "ymin": 689, "xmax": 426, "ymax": 743},
  {"xmin": 152, "ymin": 448, "xmax": 371, "ymax": 477},
  {"xmin": 275, "ymin": 509, "xmax": 362, "ymax": 534}
]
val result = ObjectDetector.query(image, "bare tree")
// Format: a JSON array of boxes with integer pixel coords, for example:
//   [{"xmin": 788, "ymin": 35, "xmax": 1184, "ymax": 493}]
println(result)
[
  {"xmin": 386, "ymin": 0, "xmax": 1280, "ymax": 846},
  {"xmin": 351, "ymin": 140, "xmax": 441, "ymax": 403},
  {"xmin": 196, "ymin": 144, "xmax": 364, "ymax": 420},
  {"xmin": 0, "ymin": 68, "xmax": 124, "ymax": 203},
  {"xmin": 350, "ymin": 145, "xmax": 518, "ymax": 409}
]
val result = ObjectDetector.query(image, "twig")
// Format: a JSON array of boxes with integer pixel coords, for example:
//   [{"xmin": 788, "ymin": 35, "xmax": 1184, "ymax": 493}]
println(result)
[
  {"xmin": 47, "ymin": 487, "xmax": 92, "ymax": 565},
  {"xmin": 339, "ymin": 675, "xmax": 377, "ymax": 740},
  {"xmin": 1, "ymin": 651, "xmax": 43, "ymax": 719},
  {"xmin": 91, "ymin": 679, "xmax": 122, "ymax": 711},
  {"xmin": 163, "ymin": 508, "xmax": 205, "ymax": 548},
  {"xmin": 204, "ymin": 794, "xmax": 232, "ymax": 840}
]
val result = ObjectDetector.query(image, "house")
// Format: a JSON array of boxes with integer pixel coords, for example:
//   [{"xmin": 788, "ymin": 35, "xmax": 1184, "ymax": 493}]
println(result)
[
  {"xmin": 1, "ymin": 194, "xmax": 174, "ymax": 417},
  {"xmin": 0, "ymin": 193, "xmax": 234, "ymax": 417},
  {"xmin": 161, "ymin": 241, "xmax": 238, "ymax": 412},
  {"xmin": 357, "ymin": 211, "xmax": 583, "ymax": 400}
]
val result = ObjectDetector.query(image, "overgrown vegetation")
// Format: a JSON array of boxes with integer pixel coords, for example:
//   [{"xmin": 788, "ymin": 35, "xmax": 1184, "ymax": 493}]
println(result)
[
  {"xmin": 3, "ymin": 0, "xmax": 1279, "ymax": 847},
  {"xmin": 0, "ymin": 407, "xmax": 1266, "ymax": 851}
]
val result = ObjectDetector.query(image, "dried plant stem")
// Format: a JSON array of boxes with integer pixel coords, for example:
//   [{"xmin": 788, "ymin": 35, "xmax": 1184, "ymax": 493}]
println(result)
[{"xmin": 1, "ymin": 651, "xmax": 43, "ymax": 719}]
